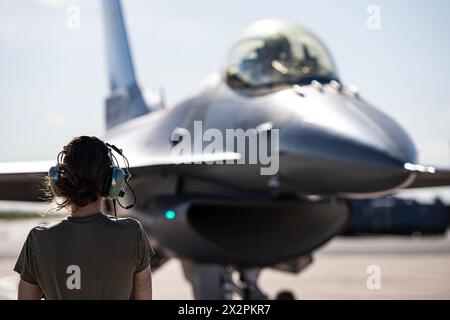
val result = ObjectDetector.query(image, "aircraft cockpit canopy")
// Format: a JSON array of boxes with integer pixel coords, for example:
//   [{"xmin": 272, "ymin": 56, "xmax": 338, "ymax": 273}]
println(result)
[{"xmin": 225, "ymin": 20, "xmax": 339, "ymax": 90}]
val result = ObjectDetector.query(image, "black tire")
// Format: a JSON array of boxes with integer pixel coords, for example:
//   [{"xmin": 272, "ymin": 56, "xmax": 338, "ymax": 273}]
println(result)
[{"xmin": 275, "ymin": 290, "xmax": 296, "ymax": 300}]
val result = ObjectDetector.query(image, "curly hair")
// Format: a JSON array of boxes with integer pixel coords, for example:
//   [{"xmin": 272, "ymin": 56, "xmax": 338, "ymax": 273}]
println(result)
[{"xmin": 44, "ymin": 136, "xmax": 113, "ymax": 211}]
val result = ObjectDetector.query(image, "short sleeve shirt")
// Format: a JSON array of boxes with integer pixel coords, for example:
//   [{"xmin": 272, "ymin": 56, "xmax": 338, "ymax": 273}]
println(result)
[{"xmin": 14, "ymin": 213, "xmax": 154, "ymax": 300}]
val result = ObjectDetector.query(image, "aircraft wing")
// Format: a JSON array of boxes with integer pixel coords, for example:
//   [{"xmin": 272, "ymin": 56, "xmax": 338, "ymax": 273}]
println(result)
[
  {"xmin": 7, "ymin": 156, "xmax": 449, "ymax": 202},
  {"xmin": 0, "ymin": 160, "xmax": 52, "ymax": 201},
  {"xmin": 129, "ymin": 152, "xmax": 241, "ymax": 174},
  {"xmin": 0, "ymin": 153, "xmax": 241, "ymax": 202},
  {"xmin": 405, "ymin": 163, "xmax": 450, "ymax": 188}
]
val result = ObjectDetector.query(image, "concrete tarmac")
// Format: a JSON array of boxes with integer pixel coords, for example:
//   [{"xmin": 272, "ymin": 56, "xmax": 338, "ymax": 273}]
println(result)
[{"xmin": 1, "ymin": 217, "xmax": 449, "ymax": 300}]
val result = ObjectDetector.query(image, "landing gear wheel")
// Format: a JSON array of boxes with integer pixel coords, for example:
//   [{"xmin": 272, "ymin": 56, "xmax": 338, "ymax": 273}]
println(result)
[
  {"xmin": 276, "ymin": 290, "xmax": 296, "ymax": 300},
  {"xmin": 222, "ymin": 267, "xmax": 268, "ymax": 300}
]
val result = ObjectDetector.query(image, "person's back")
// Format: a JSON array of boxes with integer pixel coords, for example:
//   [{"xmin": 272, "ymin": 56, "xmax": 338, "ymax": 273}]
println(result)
[
  {"xmin": 16, "ymin": 214, "xmax": 152, "ymax": 299},
  {"xmin": 14, "ymin": 136, "xmax": 154, "ymax": 300}
]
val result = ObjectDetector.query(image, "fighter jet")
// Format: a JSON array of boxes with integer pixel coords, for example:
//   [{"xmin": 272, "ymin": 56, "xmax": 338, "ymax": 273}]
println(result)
[{"xmin": 1, "ymin": 0, "xmax": 450, "ymax": 299}]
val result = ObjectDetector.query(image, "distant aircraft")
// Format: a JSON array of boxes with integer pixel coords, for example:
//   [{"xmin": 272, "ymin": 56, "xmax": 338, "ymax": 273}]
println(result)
[
  {"xmin": 345, "ymin": 197, "xmax": 449, "ymax": 235},
  {"xmin": 1, "ymin": 0, "xmax": 450, "ymax": 299}
]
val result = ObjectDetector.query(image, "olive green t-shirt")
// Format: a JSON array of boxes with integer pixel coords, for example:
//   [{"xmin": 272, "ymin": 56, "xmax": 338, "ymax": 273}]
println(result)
[{"xmin": 14, "ymin": 213, "xmax": 154, "ymax": 300}]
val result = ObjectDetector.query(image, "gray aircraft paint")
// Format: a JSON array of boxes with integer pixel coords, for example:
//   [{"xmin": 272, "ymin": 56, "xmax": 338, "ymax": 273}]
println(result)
[{"xmin": 1, "ymin": 0, "xmax": 449, "ymax": 299}]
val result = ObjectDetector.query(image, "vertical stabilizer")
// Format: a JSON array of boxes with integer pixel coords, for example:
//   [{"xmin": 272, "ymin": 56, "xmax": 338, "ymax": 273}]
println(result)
[{"xmin": 102, "ymin": 0, "xmax": 149, "ymax": 129}]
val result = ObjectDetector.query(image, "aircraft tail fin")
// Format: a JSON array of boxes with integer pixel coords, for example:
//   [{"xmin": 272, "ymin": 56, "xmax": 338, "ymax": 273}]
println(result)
[{"xmin": 102, "ymin": 0, "xmax": 149, "ymax": 129}]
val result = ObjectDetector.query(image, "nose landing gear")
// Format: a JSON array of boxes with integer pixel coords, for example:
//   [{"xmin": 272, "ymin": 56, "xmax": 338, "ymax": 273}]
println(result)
[
  {"xmin": 223, "ymin": 267, "xmax": 268, "ymax": 300},
  {"xmin": 182, "ymin": 262, "xmax": 297, "ymax": 300}
]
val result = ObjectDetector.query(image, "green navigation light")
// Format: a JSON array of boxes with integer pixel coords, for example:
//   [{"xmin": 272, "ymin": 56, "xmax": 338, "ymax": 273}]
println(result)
[{"xmin": 165, "ymin": 210, "xmax": 176, "ymax": 220}]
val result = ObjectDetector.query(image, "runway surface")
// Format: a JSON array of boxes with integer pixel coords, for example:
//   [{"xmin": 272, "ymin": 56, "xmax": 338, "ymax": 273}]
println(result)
[{"xmin": 1, "ymin": 217, "xmax": 449, "ymax": 300}]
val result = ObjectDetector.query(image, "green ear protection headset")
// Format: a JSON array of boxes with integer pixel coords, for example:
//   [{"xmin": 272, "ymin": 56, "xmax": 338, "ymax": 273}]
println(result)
[{"xmin": 48, "ymin": 137, "xmax": 136, "ymax": 211}]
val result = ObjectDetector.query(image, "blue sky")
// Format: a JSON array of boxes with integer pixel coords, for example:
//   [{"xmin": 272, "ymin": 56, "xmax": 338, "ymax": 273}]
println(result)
[{"xmin": 1, "ymin": 0, "xmax": 450, "ymax": 199}]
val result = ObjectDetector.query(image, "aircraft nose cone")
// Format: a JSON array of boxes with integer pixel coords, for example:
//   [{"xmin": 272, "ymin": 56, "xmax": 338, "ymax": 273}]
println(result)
[
  {"xmin": 277, "ymin": 89, "xmax": 417, "ymax": 196},
  {"xmin": 343, "ymin": 94, "xmax": 417, "ymax": 165},
  {"xmin": 279, "ymin": 130, "xmax": 414, "ymax": 195}
]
